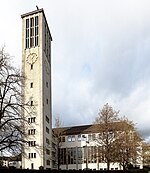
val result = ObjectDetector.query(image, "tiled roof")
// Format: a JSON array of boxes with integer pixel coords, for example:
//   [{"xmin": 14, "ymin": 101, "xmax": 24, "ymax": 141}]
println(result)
[{"xmin": 53, "ymin": 121, "xmax": 129, "ymax": 136}]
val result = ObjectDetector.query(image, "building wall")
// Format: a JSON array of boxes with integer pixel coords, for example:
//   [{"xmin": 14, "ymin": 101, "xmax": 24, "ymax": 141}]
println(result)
[
  {"xmin": 21, "ymin": 9, "xmax": 52, "ymax": 170},
  {"xmin": 57, "ymin": 132, "xmax": 142, "ymax": 170}
]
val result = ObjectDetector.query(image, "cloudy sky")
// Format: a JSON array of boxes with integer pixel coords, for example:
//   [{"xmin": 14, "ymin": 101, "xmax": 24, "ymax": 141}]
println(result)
[{"xmin": 0, "ymin": 0, "xmax": 150, "ymax": 142}]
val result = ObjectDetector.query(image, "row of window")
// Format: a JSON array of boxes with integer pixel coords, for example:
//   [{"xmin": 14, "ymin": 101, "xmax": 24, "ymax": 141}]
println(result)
[
  {"xmin": 29, "ymin": 153, "xmax": 36, "ymax": 158},
  {"xmin": 60, "ymin": 146, "xmax": 104, "ymax": 165},
  {"xmin": 28, "ymin": 117, "xmax": 36, "ymax": 123},
  {"xmin": 29, "ymin": 98, "xmax": 49, "ymax": 106},
  {"xmin": 28, "ymin": 141, "xmax": 36, "ymax": 147},
  {"xmin": 28, "ymin": 122, "xmax": 50, "ymax": 135},
  {"xmin": 25, "ymin": 16, "xmax": 39, "ymax": 49},
  {"xmin": 59, "ymin": 135, "xmax": 86, "ymax": 142},
  {"xmin": 60, "ymin": 134, "xmax": 97, "ymax": 143},
  {"xmin": 28, "ymin": 138, "xmax": 50, "ymax": 147},
  {"xmin": 28, "ymin": 129, "xmax": 36, "ymax": 135}
]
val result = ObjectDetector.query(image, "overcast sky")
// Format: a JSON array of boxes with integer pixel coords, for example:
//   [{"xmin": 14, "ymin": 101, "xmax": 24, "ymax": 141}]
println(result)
[{"xmin": 0, "ymin": 0, "xmax": 150, "ymax": 142}]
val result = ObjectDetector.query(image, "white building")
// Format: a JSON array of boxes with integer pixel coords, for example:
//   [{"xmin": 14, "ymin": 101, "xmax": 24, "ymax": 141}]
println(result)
[
  {"xmin": 0, "ymin": 154, "xmax": 21, "ymax": 169},
  {"xmin": 21, "ymin": 8, "xmax": 52, "ymax": 169},
  {"xmin": 53, "ymin": 124, "xmax": 143, "ymax": 170}
]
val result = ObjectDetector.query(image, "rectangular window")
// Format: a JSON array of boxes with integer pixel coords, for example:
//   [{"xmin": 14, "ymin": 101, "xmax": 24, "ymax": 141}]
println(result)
[
  {"xmin": 46, "ymin": 82, "xmax": 48, "ymax": 88},
  {"xmin": 31, "ymin": 153, "xmax": 33, "ymax": 158},
  {"xmin": 46, "ymin": 116, "xmax": 49, "ymax": 123},
  {"xmin": 60, "ymin": 148, "xmax": 67, "ymax": 165},
  {"xmin": 31, "ymin": 101, "xmax": 33, "ymax": 106},
  {"xmin": 35, "ymin": 16, "xmax": 38, "ymax": 26},
  {"xmin": 30, "ymin": 17, "xmax": 34, "ymax": 47},
  {"xmin": 35, "ymin": 16, "xmax": 39, "ymax": 46},
  {"xmin": 31, "ymin": 163, "xmax": 34, "ymax": 169},
  {"xmin": 46, "ymin": 99, "xmax": 48, "ymax": 104},
  {"xmin": 46, "ymin": 127, "xmax": 49, "ymax": 134},
  {"xmin": 78, "ymin": 135, "xmax": 81, "ymax": 141},
  {"xmin": 88, "ymin": 134, "xmax": 92, "ymax": 141},
  {"xmin": 31, "ymin": 64, "xmax": 33, "ymax": 69},
  {"xmin": 46, "ymin": 160, "xmax": 50, "ymax": 165},
  {"xmin": 30, "ymin": 82, "xmax": 33, "ymax": 88},
  {"xmin": 34, "ymin": 153, "xmax": 36, "ymax": 158},
  {"xmin": 31, "ymin": 117, "xmax": 36, "ymax": 123},
  {"xmin": 44, "ymin": 24, "xmax": 46, "ymax": 52},
  {"xmin": 46, "ymin": 149, "xmax": 50, "ymax": 155},
  {"xmin": 82, "ymin": 135, "xmax": 87, "ymax": 141},
  {"xmin": 72, "ymin": 135, "xmax": 75, "ymax": 142},
  {"xmin": 68, "ymin": 136, "xmax": 71, "ymax": 142},
  {"xmin": 92, "ymin": 134, "xmax": 96, "ymax": 140},
  {"xmin": 46, "ymin": 138, "xmax": 49, "ymax": 144},
  {"xmin": 77, "ymin": 147, "xmax": 82, "ymax": 164},
  {"xmin": 25, "ymin": 19, "xmax": 29, "ymax": 49}
]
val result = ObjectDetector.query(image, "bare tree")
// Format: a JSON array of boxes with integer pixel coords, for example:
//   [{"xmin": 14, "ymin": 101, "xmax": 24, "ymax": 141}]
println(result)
[
  {"xmin": 53, "ymin": 114, "xmax": 63, "ymax": 169},
  {"xmin": 0, "ymin": 47, "xmax": 29, "ymax": 155},
  {"xmin": 113, "ymin": 119, "xmax": 142, "ymax": 170},
  {"xmin": 94, "ymin": 103, "xmax": 120, "ymax": 170},
  {"xmin": 55, "ymin": 114, "xmax": 63, "ymax": 128},
  {"xmin": 95, "ymin": 104, "xmax": 142, "ymax": 170},
  {"xmin": 142, "ymin": 142, "xmax": 150, "ymax": 168}
]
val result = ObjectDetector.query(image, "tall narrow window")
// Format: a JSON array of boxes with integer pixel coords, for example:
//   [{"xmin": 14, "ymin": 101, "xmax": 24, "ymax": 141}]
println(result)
[
  {"xmin": 31, "ymin": 101, "xmax": 33, "ymax": 106},
  {"xmin": 34, "ymin": 153, "xmax": 36, "ymax": 158},
  {"xmin": 26, "ymin": 19, "xmax": 29, "ymax": 49},
  {"xmin": 46, "ymin": 127, "xmax": 49, "ymax": 134},
  {"xmin": 30, "ymin": 17, "xmax": 34, "ymax": 47},
  {"xmin": 78, "ymin": 135, "xmax": 81, "ymax": 141},
  {"xmin": 46, "ymin": 82, "xmax": 48, "ymax": 88},
  {"xmin": 47, "ymin": 160, "xmax": 50, "ymax": 165},
  {"xmin": 31, "ymin": 163, "xmax": 34, "ymax": 169},
  {"xmin": 31, "ymin": 117, "xmax": 36, "ymax": 123},
  {"xmin": 44, "ymin": 24, "xmax": 46, "ymax": 52},
  {"xmin": 46, "ymin": 149, "xmax": 50, "ymax": 155},
  {"xmin": 25, "ymin": 16, "xmax": 39, "ymax": 49},
  {"xmin": 46, "ymin": 116, "xmax": 49, "ymax": 123},
  {"xmin": 31, "ymin": 64, "xmax": 33, "ymax": 69},
  {"xmin": 30, "ymin": 82, "xmax": 33, "ymax": 88},
  {"xmin": 35, "ymin": 16, "xmax": 39, "ymax": 46},
  {"xmin": 46, "ymin": 138, "xmax": 49, "ymax": 144},
  {"xmin": 68, "ymin": 136, "xmax": 71, "ymax": 142}
]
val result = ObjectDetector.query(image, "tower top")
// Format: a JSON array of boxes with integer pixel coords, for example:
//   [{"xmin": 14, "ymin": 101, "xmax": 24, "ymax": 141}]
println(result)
[
  {"xmin": 21, "ymin": 8, "xmax": 52, "ymax": 41},
  {"xmin": 21, "ymin": 8, "xmax": 44, "ymax": 18}
]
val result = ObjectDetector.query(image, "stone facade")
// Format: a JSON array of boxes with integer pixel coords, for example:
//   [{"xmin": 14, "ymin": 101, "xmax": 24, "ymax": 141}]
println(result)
[{"xmin": 21, "ymin": 8, "xmax": 52, "ymax": 169}]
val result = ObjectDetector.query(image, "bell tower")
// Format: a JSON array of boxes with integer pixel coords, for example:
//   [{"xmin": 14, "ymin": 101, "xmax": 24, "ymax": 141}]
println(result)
[{"xmin": 21, "ymin": 8, "xmax": 52, "ymax": 169}]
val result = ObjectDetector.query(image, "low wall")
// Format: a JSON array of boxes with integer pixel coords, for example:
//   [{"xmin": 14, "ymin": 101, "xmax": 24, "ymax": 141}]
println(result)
[{"xmin": 0, "ymin": 168, "xmax": 149, "ymax": 173}]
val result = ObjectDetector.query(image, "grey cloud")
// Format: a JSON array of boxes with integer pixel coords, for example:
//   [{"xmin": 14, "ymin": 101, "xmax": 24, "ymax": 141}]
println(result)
[{"xmin": 1, "ymin": 0, "xmax": 150, "ymax": 141}]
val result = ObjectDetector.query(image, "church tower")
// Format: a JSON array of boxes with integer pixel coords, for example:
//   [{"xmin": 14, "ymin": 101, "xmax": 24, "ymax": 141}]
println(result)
[{"xmin": 21, "ymin": 8, "xmax": 52, "ymax": 169}]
